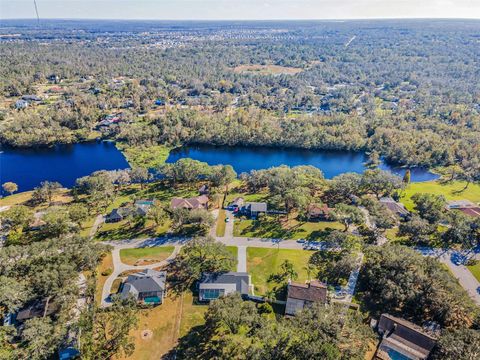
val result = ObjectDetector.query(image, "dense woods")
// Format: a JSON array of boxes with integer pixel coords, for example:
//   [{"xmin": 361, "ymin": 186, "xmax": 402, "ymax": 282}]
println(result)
[{"xmin": 1, "ymin": 20, "xmax": 479, "ymax": 170}]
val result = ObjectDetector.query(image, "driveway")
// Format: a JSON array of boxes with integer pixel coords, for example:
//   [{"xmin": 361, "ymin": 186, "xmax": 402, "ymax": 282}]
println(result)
[{"xmin": 100, "ymin": 237, "xmax": 184, "ymax": 307}]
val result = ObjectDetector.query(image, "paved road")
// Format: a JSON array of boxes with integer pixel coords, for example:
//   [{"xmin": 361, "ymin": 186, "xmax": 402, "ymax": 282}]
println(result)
[
  {"xmin": 417, "ymin": 247, "xmax": 480, "ymax": 305},
  {"xmin": 89, "ymin": 214, "xmax": 105, "ymax": 239},
  {"xmin": 100, "ymin": 237, "xmax": 183, "ymax": 307}
]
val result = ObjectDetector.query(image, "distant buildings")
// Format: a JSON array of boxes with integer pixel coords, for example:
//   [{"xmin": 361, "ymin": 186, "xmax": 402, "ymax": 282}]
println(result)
[
  {"xmin": 120, "ymin": 269, "xmax": 167, "ymax": 305},
  {"xmin": 285, "ymin": 280, "xmax": 328, "ymax": 316},
  {"xmin": 199, "ymin": 272, "xmax": 250, "ymax": 302},
  {"xmin": 374, "ymin": 314, "xmax": 438, "ymax": 360},
  {"xmin": 446, "ymin": 200, "xmax": 480, "ymax": 218}
]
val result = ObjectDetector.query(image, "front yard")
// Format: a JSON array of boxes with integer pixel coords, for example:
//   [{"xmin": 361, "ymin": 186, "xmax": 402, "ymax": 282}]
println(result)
[
  {"xmin": 247, "ymin": 247, "xmax": 313, "ymax": 299},
  {"xmin": 234, "ymin": 215, "xmax": 343, "ymax": 240},
  {"xmin": 120, "ymin": 246, "xmax": 175, "ymax": 266},
  {"xmin": 467, "ymin": 261, "xmax": 480, "ymax": 283}
]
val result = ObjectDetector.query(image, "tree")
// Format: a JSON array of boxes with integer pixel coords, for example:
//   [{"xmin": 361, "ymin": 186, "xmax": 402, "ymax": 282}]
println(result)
[
  {"xmin": 431, "ymin": 328, "xmax": 480, "ymax": 360},
  {"xmin": 208, "ymin": 165, "xmax": 236, "ymax": 188},
  {"xmin": 2, "ymin": 182, "xmax": 18, "ymax": 195},
  {"xmin": 331, "ymin": 203, "xmax": 364, "ymax": 232},
  {"xmin": 411, "ymin": 193, "xmax": 446, "ymax": 224},
  {"xmin": 160, "ymin": 158, "xmax": 209, "ymax": 185},
  {"xmin": 130, "ymin": 167, "xmax": 150, "ymax": 189},
  {"xmin": 68, "ymin": 203, "xmax": 89, "ymax": 227},
  {"xmin": 148, "ymin": 201, "xmax": 168, "ymax": 227},
  {"xmin": 81, "ymin": 296, "xmax": 138, "ymax": 360},
  {"xmin": 19, "ymin": 317, "xmax": 61, "ymax": 360},
  {"xmin": 403, "ymin": 169, "xmax": 411, "ymax": 185},
  {"xmin": 326, "ymin": 172, "xmax": 362, "ymax": 203},
  {"xmin": 398, "ymin": 215, "xmax": 437, "ymax": 245},
  {"xmin": 360, "ymin": 169, "xmax": 402, "ymax": 199},
  {"xmin": 0, "ymin": 205, "xmax": 33, "ymax": 231},
  {"xmin": 0, "ymin": 276, "xmax": 31, "ymax": 318},
  {"xmin": 280, "ymin": 259, "xmax": 298, "ymax": 280},
  {"xmin": 40, "ymin": 208, "xmax": 77, "ymax": 238},
  {"xmin": 171, "ymin": 236, "xmax": 235, "ymax": 290},
  {"xmin": 31, "ymin": 181, "xmax": 62, "ymax": 205},
  {"xmin": 365, "ymin": 150, "xmax": 381, "ymax": 169},
  {"xmin": 75, "ymin": 171, "xmax": 114, "ymax": 209}
]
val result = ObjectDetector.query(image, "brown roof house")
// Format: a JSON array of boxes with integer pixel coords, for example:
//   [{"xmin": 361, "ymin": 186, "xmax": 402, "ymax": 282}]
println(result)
[
  {"xmin": 375, "ymin": 314, "xmax": 438, "ymax": 360},
  {"xmin": 171, "ymin": 195, "xmax": 209, "ymax": 210},
  {"xmin": 285, "ymin": 280, "xmax": 328, "ymax": 316},
  {"xmin": 307, "ymin": 204, "xmax": 333, "ymax": 221}
]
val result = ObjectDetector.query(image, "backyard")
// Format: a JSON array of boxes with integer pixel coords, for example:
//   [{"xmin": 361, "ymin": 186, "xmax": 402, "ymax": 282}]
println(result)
[{"xmin": 247, "ymin": 247, "xmax": 312, "ymax": 299}]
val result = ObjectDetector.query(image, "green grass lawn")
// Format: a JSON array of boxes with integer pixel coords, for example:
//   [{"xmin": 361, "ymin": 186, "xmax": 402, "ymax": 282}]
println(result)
[
  {"xmin": 216, "ymin": 209, "xmax": 227, "ymax": 237},
  {"xmin": 467, "ymin": 262, "xmax": 480, "ymax": 282},
  {"xmin": 401, "ymin": 180, "xmax": 480, "ymax": 211},
  {"xmin": 226, "ymin": 246, "xmax": 238, "ymax": 271},
  {"xmin": 247, "ymin": 247, "xmax": 312, "ymax": 299},
  {"xmin": 234, "ymin": 215, "xmax": 343, "ymax": 240},
  {"xmin": 120, "ymin": 246, "xmax": 175, "ymax": 266},
  {"xmin": 117, "ymin": 143, "xmax": 172, "ymax": 169},
  {"xmin": 95, "ymin": 218, "xmax": 171, "ymax": 241}
]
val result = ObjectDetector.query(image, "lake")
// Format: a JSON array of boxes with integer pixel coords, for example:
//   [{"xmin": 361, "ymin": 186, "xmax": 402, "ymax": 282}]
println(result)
[
  {"xmin": 1, "ymin": 142, "xmax": 437, "ymax": 195},
  {"xmin": 166, "ymin": 145, "xmax": 438, "ymax": 182},
  {"xmin": 0, "ymin": 141, "xmax": 129, "ymax": 193}
]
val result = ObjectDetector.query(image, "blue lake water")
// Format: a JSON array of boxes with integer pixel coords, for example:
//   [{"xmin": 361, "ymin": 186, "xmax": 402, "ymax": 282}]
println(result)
[
  {"xmin": 0, "ymin": 141, "xmax": 129, "ymax": 193},
  {"xmin": 0, "ymin": 142, "xmax": 438, "ymax": 195},
  {"xmin": 166, "ymin": 145, "xmax": 438, "ymax": 182}
]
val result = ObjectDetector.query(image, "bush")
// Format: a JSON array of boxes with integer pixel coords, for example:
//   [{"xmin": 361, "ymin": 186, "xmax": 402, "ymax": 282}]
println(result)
[{"xmin": 101, "ymin": 268, "xmax": 113, "ymax": 276}]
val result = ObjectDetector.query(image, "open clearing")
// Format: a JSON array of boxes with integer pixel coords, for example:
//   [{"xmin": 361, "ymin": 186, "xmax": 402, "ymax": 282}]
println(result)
[
  {"xmin": 232, "ymin": 64, "xmax": 303, "ymax": 75},
  {"xmin": 120, "ymin": 246, "xmax": 175, "ymax": 266},
  {"xmin": 247, "ymin": 247, "xmax": 312, "ymax": 298},
  {"xmin": 401, "ymin": 180, "xmax": 480, "ymax": 210}
]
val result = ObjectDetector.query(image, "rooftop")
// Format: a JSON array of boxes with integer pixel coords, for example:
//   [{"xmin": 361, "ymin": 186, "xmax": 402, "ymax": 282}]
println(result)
[{"xmin": 287, "ymin": 280, "xmax": 327, "ymax": 303}]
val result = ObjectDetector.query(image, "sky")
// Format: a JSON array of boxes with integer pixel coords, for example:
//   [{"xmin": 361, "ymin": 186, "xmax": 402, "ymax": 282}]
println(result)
[{"xmin": 1, "ymin": 0, "xmax": 480, "ymax": 20}]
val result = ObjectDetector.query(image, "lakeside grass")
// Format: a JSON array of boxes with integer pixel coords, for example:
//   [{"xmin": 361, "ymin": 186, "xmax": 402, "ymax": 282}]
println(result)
[
  {"xmin": 95, "ymin": 219, "xmax": 171, "ymax": 241},
  {"xmin": 117, "ymin": 143, "xmax": 171, "ymax": 169},
  {"xmin": 120, "ymin": 246, "xmax": 175, "ymax": 266},
  {"xmin": 247, "ymin": 247, "xmax": 312, "ymax": 298},
  {"xmin": 401, "ymin": 180, "xmax": 480, "ymax": 211}
]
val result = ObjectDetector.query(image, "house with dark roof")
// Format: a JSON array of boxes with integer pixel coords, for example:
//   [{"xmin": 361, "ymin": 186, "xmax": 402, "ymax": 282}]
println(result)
[
  {"xmin": 15, "ymin": 99, "xmax": 29, "ymax": 109},
  {"xmin": 16, "ymin": 297, "xmax": 59, "ymax": 322},
  {"xmin": 171, "ymin": 195, "xmax": 209, "ymax": 210},
  {"xmin": 285, "ymin": 280, "xmax": 328, "ymax": 316},
  {"xmin": 380, "ymin": 197, "xmax": 410, "ymax": 219},
  {"xmin": 198, "ymin": 272, "xmax": 250, "ymax": 302},
  {"xmin": 375, "ymin": 314, "xmax": 438, "ymax": 360},
  {"xmin": 120, "ymin": 269, "xmax": 167, "ymax": 304},
  {"xmin": 198, "ymin": 184, "xmax": 210, "ymax": 195},
  {"xmin": 242, "ymin": 202, "xmax": 267, "ymax": 218},
  {"xmin": 446, "ymin": 200, "xmax": 480, "ymax": 218}
]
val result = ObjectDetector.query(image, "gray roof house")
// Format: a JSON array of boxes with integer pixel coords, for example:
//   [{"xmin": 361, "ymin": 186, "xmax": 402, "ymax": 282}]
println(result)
[
  {"xmin": 375, "ymin": 314, "xmax": 437, "ymax": 360},
  {"xmin": 15, "ymin": 99, "xmax": 29, "ymax": 109},
  {"xmin": 243, "ymin": 202, "xmax": 267, "ymax": 218},
  {"xmin": 199, "ymin": 272, "xmax": 250, "ymax": 302},
  {"xmin": 380, "ymin": 197, "xmax": 410, "ymax": 218},
  {"xmin": 285, "ymin": 280, "xmax": 328, "ymax": 316},
  {"xmin": 120, "ymin": 269, "xmax": 167, "ymax": 304}
]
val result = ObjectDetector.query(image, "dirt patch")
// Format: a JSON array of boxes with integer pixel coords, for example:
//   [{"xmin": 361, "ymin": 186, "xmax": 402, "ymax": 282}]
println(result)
[
  {"xmin": 141, "ymin": 329, "xmax": 153, "ymax": 341},
  {"xmin": 232, "ymin": 64, "xmax": 303, "ymax": 75},
  {"xmin": 134, "ymin": 258, "xmax": 158, "ymax": 266}
]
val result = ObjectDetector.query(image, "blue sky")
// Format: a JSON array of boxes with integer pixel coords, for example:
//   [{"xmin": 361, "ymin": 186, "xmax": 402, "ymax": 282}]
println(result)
[{"xmin": 1, "ymin": 0, "xmax": 479, "ymax": 20}]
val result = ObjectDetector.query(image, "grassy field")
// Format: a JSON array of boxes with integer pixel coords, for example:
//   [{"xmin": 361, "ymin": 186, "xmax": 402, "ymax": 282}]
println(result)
[
  {"xmin": 94, "ymin": 219, "xmax": 171, "ymax": 241},
  {"xmin": 0, "ymin": 188, "xmax": 73, "ymax": 207},
  {"xmin": 232, "ymin": 64, "xmax": 303, "ymax": 75},
  {"xmin": 95, "ymin": 252, "xmax": 113, "ymax": 305},
  {"xmin": 122, "ymin": 291, "xmax": 207, "ymax": 360},
  {"xmin": 401, "ymin": 180, "xmax": 480, "ymax": 211},
  {"xmin": 467, "ymin": 262, "xmax": 480, "ymax": 282},
  {"xmin": 120, "ymin": 246, "xmax": 175, "ymax": 266},
  {"xmin": 216, "ymin": 209, "xmax": 227, "ymax": 237},
  {"xmin": 117, "ymin": 143, "xmax": 172, "ymax": 169},
  {"xmin": 234, "ymin": 216, "xmax": 343, "ymax": 240},
  {"xmin": 247, "ymin": 247, "xmax": 312, "ymax": 298},
  {"xmin": 226, "ymin": 246, "xmax": 238, "ymax": 271}
]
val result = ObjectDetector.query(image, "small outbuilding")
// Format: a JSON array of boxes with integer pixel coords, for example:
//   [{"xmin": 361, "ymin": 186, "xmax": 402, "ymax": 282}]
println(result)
[{"xmin": 243, "ymin": 202, "xmax": 267, "ymax": 218}]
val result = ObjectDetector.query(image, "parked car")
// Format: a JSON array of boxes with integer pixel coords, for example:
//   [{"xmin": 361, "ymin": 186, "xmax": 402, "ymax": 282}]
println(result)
[{"xmin": 225, "ymin": 217, "xmax": 230, "ymax": 222}]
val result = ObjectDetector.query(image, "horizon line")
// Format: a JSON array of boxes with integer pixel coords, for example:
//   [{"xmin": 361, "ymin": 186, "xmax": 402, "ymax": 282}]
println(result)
[{"xmin": 1, "ymin": 16, "xmax": 480, "ymax": 22}]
